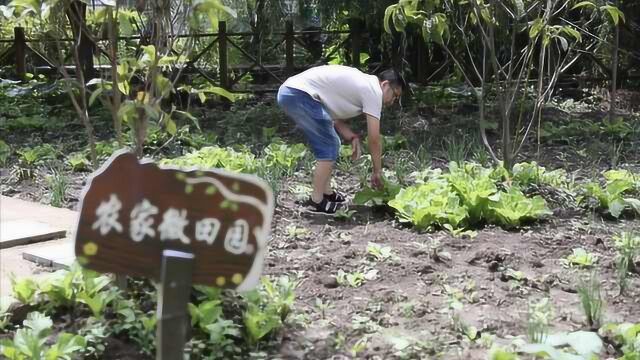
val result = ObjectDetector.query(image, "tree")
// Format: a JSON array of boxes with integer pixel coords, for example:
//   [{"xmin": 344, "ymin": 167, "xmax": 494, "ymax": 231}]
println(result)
[{"xmin": 385, "ymin": 0, "xmax": 623, "ymax": 171}]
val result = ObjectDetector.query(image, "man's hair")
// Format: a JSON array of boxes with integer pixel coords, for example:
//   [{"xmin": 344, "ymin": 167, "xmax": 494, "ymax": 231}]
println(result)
[{"xmin": 377, "ymin": 69, "xmax": 407, "ymax": 91}]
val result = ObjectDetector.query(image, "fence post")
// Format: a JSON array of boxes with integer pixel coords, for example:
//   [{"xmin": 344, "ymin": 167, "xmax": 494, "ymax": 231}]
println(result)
[
  {"xmin": 218, "ymin": 21, "xmax": 228, "ymax": 91},
  {"xmin": 285, "ymin": 20, "xmax": 294, "ymax": 76},
  {"xmin": 14, "ymin": 27, "xmax": 26, "ymax": 80},
  {"xmin": 349, "ymin": 18, "xmax": 363, "ymax": 69}
]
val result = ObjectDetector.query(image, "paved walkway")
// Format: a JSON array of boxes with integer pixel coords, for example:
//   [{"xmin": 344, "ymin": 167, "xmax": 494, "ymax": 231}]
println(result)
[{"xmin": 0, "ymin": 196, "xmax": 77, "ymax": 297}]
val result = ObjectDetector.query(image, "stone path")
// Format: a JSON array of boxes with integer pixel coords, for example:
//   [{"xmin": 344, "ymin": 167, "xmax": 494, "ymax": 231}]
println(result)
[{"xmin": 0, "ymin": 196, "xmax": 77, "ymax": 297}]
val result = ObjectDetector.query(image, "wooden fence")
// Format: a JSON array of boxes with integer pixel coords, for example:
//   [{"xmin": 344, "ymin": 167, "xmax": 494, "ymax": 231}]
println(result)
[{"xmin": 0, "ymin": 19, "xmax": 374, "ymax": 93}]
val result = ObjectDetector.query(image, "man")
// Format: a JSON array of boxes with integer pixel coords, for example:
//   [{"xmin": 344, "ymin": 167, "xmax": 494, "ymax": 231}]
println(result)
[{"xmin": 277, "ymin": 65, "xmax": 405, "ymax": 214}]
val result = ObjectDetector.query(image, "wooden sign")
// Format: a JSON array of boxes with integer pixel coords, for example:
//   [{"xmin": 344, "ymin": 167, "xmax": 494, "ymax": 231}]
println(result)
[{"xmin": 74, "ymin": 150, "xmax": 274, "ymax": 291}]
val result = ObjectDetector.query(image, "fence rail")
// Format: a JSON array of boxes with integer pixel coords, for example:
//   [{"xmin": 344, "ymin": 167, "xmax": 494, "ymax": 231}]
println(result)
[{"xmin": 0, "ymin": 20, "xmax": 372, "ymax": 94}]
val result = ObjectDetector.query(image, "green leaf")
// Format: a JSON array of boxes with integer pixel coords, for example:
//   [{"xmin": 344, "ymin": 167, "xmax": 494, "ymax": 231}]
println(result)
[
  {"xmin": 609, "ymin": 198, "xmax": 626, "ymax": 218},
  {"xmin": 23, "ymin": 312, "xmax": 52, "ymax": 337},
  {"xmin": 88, "ymin": 87, "xmax": 103, "ymax": 107},
  {"xmin": 384, "ymin": 4, "xmax": 398, "ymax": 34},
  {"xmin": 601, "ymin": 5, "xmax": 625, "ymax": 25},
  {"xmin": 529, "ymin": 18, "xmax": 545, "ymax": 39},
  {"xmin": 571, "ymin": 1, "xmax": 596, "ymax": 10},
  {"xmin": 561, "ymin": 26, "xmax": 582, "ymax": 42},
  {"xmin": 624, "ymin": 198, "xmax": 640, "ymax": 215},
  {"xmin": 45, "ymin": 333, "xmax": 86, "ymax": 360},
  {"xmin": 165, "ymin": 117, "xmax": 177, "ymax": 136}
]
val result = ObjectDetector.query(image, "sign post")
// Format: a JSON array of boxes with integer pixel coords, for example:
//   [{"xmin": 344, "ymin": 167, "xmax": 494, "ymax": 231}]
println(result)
[
  {"xmin": 157, "ymin": 250, "xmax": 195, "ymax": 360},
  {"xmin": 73, "ymin": 150, "xmax": 274, "ymax": 358}
]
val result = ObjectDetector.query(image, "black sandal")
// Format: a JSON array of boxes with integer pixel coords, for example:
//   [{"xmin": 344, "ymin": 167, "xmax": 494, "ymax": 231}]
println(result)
[
  {"xmin": 307, "ymin": 197, "xmax": 343, "ymax": 214},
  {"xmin": 324, "ymin": 191, "xmax": 346, "ymax": 203}
]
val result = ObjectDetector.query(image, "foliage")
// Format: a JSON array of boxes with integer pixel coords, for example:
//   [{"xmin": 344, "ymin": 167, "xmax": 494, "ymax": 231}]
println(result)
[
  {"xmin": 527, "ymin": 298, "xmax": 554, "ymax": 344},
  {"xmin": 577, "ymin": 272, "xmax": 604, "ymax": 329},
  {"xmin": 242, "ymin": 275, "xmax": 298, "ymax": 345},
  {"xmin": 162, "ymin": 145, "xmax": 258, "ymax": 173},
  {"xmin": 17, "ymin": 144, "xmax": 58, "ymax": 167},
  {"xmin": 0, "ymin": 312, "xmax": 86, "ymax": 360},
  {"xmin": 387, "ymin": 162, "xmax": 552, "ymax": 231},
  {"xmin": 613, "ymin": 232, "xmax": 640, "ymax": 294},
  {"xmin": 519, "ymin": 331, "xmax": 603, "ymax": 360},
  {"xmin": 46, "ymin": 169, "xmax": 68, "ymax": 208},
  {"xmin": 512, "ymin": 162, "xmax": 570, "ymax": 189},
  {"xmin": 561, "ymin": 248, "xmax": 598, "ymax": 268},
  {"xmin": 599, "ymin": 323, "xmax": 640, "ymax": 359},
  {"xmin": 353, "ymin": 180, "xmax": 402, "ymax": 206},
  {"xmin": 3, "ymin": 262, "xmax": 299, "ymax": 358},
  {"xmin": 578, "ymin": 169, "xmax": 640, "ymax": 218}
]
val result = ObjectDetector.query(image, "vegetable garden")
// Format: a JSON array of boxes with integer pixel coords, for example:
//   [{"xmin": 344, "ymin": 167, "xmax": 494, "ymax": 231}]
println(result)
[{"xmin": 1, "ymin": 0, "xmax": 639, "ymax": 359}]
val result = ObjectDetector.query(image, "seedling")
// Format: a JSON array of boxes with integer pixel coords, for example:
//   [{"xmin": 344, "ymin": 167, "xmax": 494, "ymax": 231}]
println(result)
[
  {"xmin": 47, "ymin": 169, "xmax": 69, "ymax": 208},
  {"xmin": 335, "ymin": 270, "xmax": 365, "ymax": 288},
  {"xmin": 577, "ymin": 272, "xmax": 604, "ymax": 329},
  {"xmin": 285, "ymin": 225, "xmax": 309, "ymax": 239},
  {"xmin": 613, "ymin": 232, "xmax": 640, "ymax": 294},
  {"xmin": 314, "ymin": 297, "xmax": 333, "ymax": 320},
  {"xmin": 561, "ymin": 248, "xmax": 598, "ymax": 268},
  {"xmin": 334, "ymin": 208, "xmax": 356, "ymax": 221},
  {"xmin": 527, "ymin": 297, "xmax": 554, "ymax": 343},
  {"xmin": 366, "ymin": 242, "xmax": 393, "ymax": 262}
]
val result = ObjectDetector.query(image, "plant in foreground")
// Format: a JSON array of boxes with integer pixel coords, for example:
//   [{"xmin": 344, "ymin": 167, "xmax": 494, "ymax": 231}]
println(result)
[
  {"xmin": 613, "ymin": 232, "xmax": 640, "ymax": 294},
  {"xmin": 577, "ymin": 271, "xmax": 604, "ymax": 330}
]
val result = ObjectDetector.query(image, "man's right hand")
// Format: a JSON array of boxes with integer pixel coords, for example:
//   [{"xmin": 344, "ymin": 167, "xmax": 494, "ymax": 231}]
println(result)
[{"xmin": 371, "ymin": 171, "xmax": 383, "ymax": 190}]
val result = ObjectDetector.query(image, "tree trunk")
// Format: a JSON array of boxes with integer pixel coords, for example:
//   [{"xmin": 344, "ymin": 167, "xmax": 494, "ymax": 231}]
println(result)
[{"xmin": 609, "ymin": 0, "xmax": 620, "ymax": 122}]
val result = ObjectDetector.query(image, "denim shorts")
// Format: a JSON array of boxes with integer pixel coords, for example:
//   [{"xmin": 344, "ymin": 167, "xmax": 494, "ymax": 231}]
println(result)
[{"xmin": 277, "ymin": 85, "xmax": 340, "ymax": 161}]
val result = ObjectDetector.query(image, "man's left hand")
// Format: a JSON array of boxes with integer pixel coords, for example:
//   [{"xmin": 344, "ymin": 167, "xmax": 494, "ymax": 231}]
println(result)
[{"xmin": 351, "ymin": 136, "xmax": 362, "ymax": 161}]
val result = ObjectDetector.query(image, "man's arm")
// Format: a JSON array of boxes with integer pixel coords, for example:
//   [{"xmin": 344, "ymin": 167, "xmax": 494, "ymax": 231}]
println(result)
[
  {"xmin": 334, "ymin": 119, "xmax": 357, "ymax": 141},
  {"xmin": 366, "ymin": 114, "xmax": 383, "ymax": 189}
]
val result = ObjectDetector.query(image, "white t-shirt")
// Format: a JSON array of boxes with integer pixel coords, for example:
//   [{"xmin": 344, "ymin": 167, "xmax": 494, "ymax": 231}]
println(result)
[{"xmin": 283, "ymin": 65, "xmax": 383, "ymax": 120}]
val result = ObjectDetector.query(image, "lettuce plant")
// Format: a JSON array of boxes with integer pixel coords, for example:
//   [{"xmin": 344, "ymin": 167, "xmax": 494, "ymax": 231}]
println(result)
[
  {"xmin": 389, "ymin": 178, "xmax": 468, "ymax": 231},
  {"xmin": 487, "ymin": 188, "xmax": 553, "ymax": 228}
]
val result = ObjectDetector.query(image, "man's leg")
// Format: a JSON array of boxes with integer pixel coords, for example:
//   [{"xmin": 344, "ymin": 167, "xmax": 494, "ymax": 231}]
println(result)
[{"xmin": 312, "ymin": 160, "xmax": 334, "ymax": 203}]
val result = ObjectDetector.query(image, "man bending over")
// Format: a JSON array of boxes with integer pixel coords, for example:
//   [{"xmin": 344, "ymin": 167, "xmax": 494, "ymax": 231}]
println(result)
[{"xmin": 277, "ymin": 65, "xmax": 405, "ymax": 214}]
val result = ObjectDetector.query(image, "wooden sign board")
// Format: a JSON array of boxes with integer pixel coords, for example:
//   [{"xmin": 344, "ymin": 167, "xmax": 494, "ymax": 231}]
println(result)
[{"xmin": 74, "ymin": 150, "xmax": 274, "ymax": 291}]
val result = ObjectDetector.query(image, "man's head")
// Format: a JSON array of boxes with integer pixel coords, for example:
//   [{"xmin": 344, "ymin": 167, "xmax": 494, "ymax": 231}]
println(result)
[{"xmin": 377, "ymin": 69, "xmax": 406, "ymax": 106}]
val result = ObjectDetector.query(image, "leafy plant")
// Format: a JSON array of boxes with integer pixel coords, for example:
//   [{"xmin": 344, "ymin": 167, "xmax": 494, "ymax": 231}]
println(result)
[
  {"xmin": 613, "ymin": 232, "xmax": 640, "ymax": 294},
  {"xmin": 162, "ymin": 145, "xmax": 258, "ymax": 173},
  {"xmin": 487, "ymin": 188, "xmax": 552, "ymax": 228},
  {"xmin": 0, "ymin": 312, "xmax": 86, "ymax": 360},
  {"xmin": 519, "ymin": 331, "xmax": 603, "ymax": 360},
  {"xmin": 10, "ymin": 277, "xmax": 38, "ymax": 304},
  {"xmin": 242, "ymin": 276, "xmax": 298, "ymax": 345},
  {"xmin": 389, "ymin": 177, "xmax": 468, "ymax": 231},
  {"xmin": 579, "ymin": 170, "xmax": 640, "ymax": 218},
  {"xmin": 262, "ymin": 141, "xmax": 306, "ymax": 175},
  {"xmin": 335, "ymin": 270, "xmax": 366, "ymax": 288},
  {"xmin": 599, "ymin": 322, "xmax": 640, "ymax": 359},
  {"xmin": 366, "ymin": 242, "xmax": 393, "ymax": 262},
  {"xmin": 334, "ymin": 208, "xmax": 356, "ymax": 221},
  {"xmin": 66, "ymin": 152, "xmax": 91, "ymax": 172},
  {"xmin": 561, "ymin": 248, "xmax": 598, "ymax": 268},
  {"xmin": 17, "ymin": 144, "xmax": 57, "ymax": 167},
  {"xmin": 512, "ymin": 162, "xmax": 570, "ymax": 188},
  {"xmin": 353, "ymin": 180, "xmax": 401, "ymax": 206}
]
